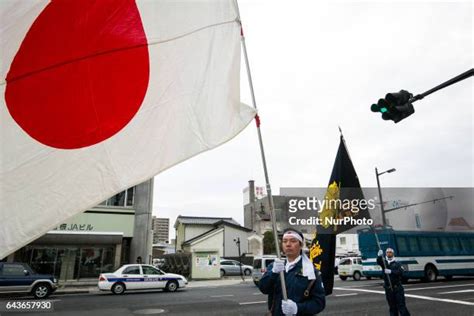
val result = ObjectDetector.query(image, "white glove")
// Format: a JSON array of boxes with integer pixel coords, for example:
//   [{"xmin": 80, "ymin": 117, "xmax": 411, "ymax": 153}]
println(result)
[
  {"xmin": 384, "ymin": 269, "xmax": 392, "ymax": 274},
  {"xmin": 281, "ymin": 299, "xmax": 298, "ymax": 315},
  {"xmin": 377, "ymin": 250, "xmax": 383, "ymax": 256},
  {"xmin": 272, "ymin": 258, "xmax": 285, "ymax": 274}
]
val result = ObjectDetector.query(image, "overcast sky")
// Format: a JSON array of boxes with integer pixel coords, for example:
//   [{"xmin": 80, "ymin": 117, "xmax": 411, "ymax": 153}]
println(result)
[{"xmin": 152, "ymin": 0, "xmax": 473, "ymax": 239}]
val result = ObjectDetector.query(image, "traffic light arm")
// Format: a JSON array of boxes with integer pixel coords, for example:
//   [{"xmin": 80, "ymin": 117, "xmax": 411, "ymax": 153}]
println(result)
[
  {"xmin": 371, "ymin": 68, "xmax": 473, "ymax": 123},
  {"xmin": 410, "ymin": 68, "xmax": 474, "ymax": 103},
  {"xmin": 384, "ymin": 195, "xmax": 454, "ymax": 214}
]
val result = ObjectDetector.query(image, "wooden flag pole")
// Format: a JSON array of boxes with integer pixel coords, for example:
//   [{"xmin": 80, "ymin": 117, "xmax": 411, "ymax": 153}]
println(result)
[{"xmin": 233, "ymin": 0, "xmax": 289, "ymax": 301}]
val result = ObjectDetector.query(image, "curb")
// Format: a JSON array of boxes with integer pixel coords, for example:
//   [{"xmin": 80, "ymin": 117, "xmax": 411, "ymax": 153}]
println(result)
[
  {"xmin": 52, "ymin": 278, "xmax": 254, "ymax": 295},
  {"xmin": 55, "ymin": 289, "xmax": 92, "ymax": 295}
]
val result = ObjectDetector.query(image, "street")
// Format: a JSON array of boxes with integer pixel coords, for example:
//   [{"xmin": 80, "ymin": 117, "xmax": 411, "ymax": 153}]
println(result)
[{"xmin": 1, "ymin": 277, "xmax": 473, "ymax": 315}]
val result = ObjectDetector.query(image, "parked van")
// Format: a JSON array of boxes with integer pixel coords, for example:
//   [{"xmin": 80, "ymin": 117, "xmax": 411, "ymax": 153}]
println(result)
[
  {"xmin": 338, "ymin": 257, "xmax": 370, "ymax": 281},
  {"xmin": 252, "ymin": 255, "xmax": 278, "ymax": 286}
]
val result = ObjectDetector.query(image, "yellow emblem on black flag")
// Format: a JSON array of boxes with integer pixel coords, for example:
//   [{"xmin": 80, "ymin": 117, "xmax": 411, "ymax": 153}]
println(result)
[
  {"xmin": 319, "ymin": 181, "xmax": 340, "ymax": 230},
  {"xmin": 310, "ymin": 134, "xmax": 369, "ymax": 296},
  {"xmin": 309, "ymin": 237, "xmax": 323, "ymax": 270}
]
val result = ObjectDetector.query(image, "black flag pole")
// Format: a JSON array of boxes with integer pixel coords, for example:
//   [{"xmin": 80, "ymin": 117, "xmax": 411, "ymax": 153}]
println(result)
[{"xmin": 233, "ymin": 0, "xmax": 289, "ymax": 301}]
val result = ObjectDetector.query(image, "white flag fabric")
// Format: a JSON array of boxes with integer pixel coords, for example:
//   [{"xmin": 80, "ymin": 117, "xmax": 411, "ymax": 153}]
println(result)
[{"xmin": 0, "ymin": 0, "xmax": 255, "ymax": 258}]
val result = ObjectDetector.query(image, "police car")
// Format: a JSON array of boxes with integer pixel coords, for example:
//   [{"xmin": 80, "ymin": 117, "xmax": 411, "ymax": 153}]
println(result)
[{"xmin": 98, "ymin": 264, "xmax": 188, "ymax": 294}]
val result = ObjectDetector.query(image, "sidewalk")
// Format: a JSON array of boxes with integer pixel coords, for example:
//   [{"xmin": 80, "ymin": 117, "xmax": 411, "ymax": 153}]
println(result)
[
  {"xmin": 55, "ymin": 276, "xmax": 251, "ymax": 295},
  {"xmin": 55, "ymin": 278, "xmax": 97, "ymax": 295}
]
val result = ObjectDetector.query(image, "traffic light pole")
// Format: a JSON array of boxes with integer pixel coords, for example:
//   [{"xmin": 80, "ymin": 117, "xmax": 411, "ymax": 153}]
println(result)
[{"xmin": 410, "ymin": 68, "xmax": 473, "ymax": 103}]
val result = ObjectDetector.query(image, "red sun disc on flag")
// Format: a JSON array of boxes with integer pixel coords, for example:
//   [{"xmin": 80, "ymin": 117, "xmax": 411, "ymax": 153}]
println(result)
[{"xmin": 5, "ymin": 0, "xmax": 150, "ymax": 149}]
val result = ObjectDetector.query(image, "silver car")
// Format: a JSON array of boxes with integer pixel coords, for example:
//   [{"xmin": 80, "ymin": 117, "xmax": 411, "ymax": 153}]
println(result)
[{"xmin": 219, "ymin": 259, "xmax": 253, "ymax": 277}]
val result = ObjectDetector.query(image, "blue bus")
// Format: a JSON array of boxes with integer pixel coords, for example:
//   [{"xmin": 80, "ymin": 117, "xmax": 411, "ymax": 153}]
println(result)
[{"xmin": 358, "ymin": 227, "xmax": 474, "ymax": 282}]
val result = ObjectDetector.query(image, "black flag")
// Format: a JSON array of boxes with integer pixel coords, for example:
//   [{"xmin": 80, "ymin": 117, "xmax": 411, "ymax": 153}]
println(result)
[{"xmin": 310, "ymin": 135, "xmax": 369, "ymax": 295}]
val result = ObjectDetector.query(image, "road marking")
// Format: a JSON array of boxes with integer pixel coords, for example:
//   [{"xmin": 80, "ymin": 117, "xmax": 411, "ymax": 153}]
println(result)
[
  {"xmin": 239, "ymin": 301, "xmax": 267, "ymax": 305},
  {"xmin": 405, "ymin": 283, "xmax": 474, "ymax": 291},
  {"xmin": 334, "ymin": 287, "xmax": 474, "ymax": 306},
  {"xmin": 134, "ymin": 309, "xmax": 165, "ymax": 314},
  {"xmin": 335, "ymin": 293, "xmax": 358, "ymax": 297},
  {"xmin": 336, "ymin": 283, "xmax": 380, "ymax": 288},
  {"xmin": 439, "ymin": 289, "xmax": 474, "ymax": 295},
  {"xmin": 253, "ymin": 292, "xmax": 263, "ymax": 295},
  {"xmin": 210, "ymin": 294, "xmax": 234, "ymax": 298}
]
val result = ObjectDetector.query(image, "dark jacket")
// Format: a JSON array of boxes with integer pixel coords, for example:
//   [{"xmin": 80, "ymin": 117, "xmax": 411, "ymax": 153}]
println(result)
[
  {"xmin": 258, "ymin": 259, "xmax": 326, "ymax": 315},
  {"xmin": 377, "ymin": 255, "xmax": 405, "ymax": 288}
]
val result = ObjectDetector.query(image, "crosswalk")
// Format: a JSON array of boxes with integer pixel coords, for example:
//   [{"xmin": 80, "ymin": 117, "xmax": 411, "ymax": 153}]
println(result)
[{"xmin": 333, "ymin": 283, "xmax": 474, "ymax": 307}]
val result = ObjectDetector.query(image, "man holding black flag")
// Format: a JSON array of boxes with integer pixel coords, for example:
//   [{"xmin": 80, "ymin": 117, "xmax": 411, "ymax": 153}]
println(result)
[{"xmin": 377, "ymin": 248, "xmax": 411, "ymax": 316}]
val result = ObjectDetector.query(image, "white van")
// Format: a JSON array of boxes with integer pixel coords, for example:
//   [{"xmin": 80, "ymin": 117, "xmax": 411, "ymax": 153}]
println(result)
[
  {"xmin": 338, "ymin": 257, "xmax": 370, "ymax": 281},
  {"xmin": 252, "ymin": 255, "xmax": 278, "ymax": 286}
]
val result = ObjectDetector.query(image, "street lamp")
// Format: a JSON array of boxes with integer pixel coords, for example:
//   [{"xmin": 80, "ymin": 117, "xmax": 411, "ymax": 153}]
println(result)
[
  {"xmin": 234, "ymin": 237, "xmax": 244, "ymax": 281},
  {"xmin": 375, "ymin": 167, "xmax": 396, "ymax": 226}
]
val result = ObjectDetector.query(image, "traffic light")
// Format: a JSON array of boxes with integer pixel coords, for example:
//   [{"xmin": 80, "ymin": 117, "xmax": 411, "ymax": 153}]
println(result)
[{"xmin": 371, "ymin": 90, "xmax": 415, "ymax": 123}]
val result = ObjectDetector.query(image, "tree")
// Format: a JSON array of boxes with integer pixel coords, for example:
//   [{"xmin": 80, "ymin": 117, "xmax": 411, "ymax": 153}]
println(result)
[{"xmin": 263, "ymin": 230, "xmax": 276, "ymax": 255}]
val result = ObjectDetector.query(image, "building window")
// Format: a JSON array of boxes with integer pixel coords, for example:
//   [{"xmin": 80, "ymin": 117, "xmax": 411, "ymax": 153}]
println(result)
[
  {"xmin": 77, "ymin": 247, "xmax": 115, "ymax": 278},
  {"xmin": 99, "ymin": 187, "xmax": 135, "ymax": 207},
  {"xmin": 126, "ymin": 187, "xmax": 135, "ymax": 206},
  {"xmin": 30, "ymin": 248, "xmax": 58, "ymax": 276},
  {"xmin": 415, "ymin": 214, "xmax": 421, "ymax": 229},
  {"xmin": 339, "ymin": 237, "xmax": 346, "ymax": 245},
  {"xmin": 15, "ymin": 246, "xmax": 115, "ymax": 280}
]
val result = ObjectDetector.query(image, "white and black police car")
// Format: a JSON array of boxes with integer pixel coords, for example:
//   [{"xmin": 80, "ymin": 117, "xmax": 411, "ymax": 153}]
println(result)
[{"xmin": 98, "ymin": 264, "xmax": 187, "ymax": 294}]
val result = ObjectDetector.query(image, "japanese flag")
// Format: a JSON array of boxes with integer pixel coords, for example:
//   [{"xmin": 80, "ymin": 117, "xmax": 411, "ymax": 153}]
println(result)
[{"xmin": 0, "ymin": 0, "xmax": 256, "ymax": 258}]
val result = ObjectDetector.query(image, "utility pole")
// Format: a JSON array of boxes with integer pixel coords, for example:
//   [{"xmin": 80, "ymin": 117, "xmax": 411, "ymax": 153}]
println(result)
[
  {"xmin": 234, "ymin": 237, "xmax": 244, "ymax": 281},
  {"xmin": 375, "ymin": 167, "xmax": 396, "ymax": 226}
]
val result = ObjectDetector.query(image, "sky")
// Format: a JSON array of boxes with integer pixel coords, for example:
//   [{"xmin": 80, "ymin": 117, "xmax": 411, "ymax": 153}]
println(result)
[{"xmin": 152, "ymin": 0, "xmax": 473, "ymax": 240}]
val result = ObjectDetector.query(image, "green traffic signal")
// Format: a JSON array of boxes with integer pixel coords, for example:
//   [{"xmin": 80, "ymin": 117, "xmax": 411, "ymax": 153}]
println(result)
[
  {"xmin": 370, "ymin": 90, "xmax": 415, "ymax": 123},
  {"xmin": 370, "ymin": 102, "xmax": 388, "ymax": 113}
]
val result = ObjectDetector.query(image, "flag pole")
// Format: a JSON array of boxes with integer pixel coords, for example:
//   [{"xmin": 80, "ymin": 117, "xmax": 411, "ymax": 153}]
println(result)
[
  {"xmin": 370, "ymin": 226, "xmax": 393, "ymax": 291},
  {"xmin": 233, "ymin": 0, "xmax": 289, "ymax": 301}
]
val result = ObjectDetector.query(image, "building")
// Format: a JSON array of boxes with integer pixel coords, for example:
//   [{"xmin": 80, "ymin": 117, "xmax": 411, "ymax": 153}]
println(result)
[
  {"xmin": 4, "ymin": 179, "xmax": 154, "ymax": 281},
  {"xmin": 172, "ymin": 215, "xmax": 252, "ymax": 280},
  {"xmin": 152, "ymin": 242, "xmax": 175, "ymax": 257},
  {"xmin": 336, "ymin": 234, "xmax": 359, "ymax": 256},
  {"xmin": 152, "ymin": 217, "xmax": 170, "ymax": 244},
  {"xmin": 243, "ymin": 181, "xmax": 321, "ymax": 235},
  {"xmin": 243, "ymin": 180, "xmax": 318, "ymax": 256},
  {"xmin": 174, "ymin": 216, "xmax": 251, "ymax": 257}
]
